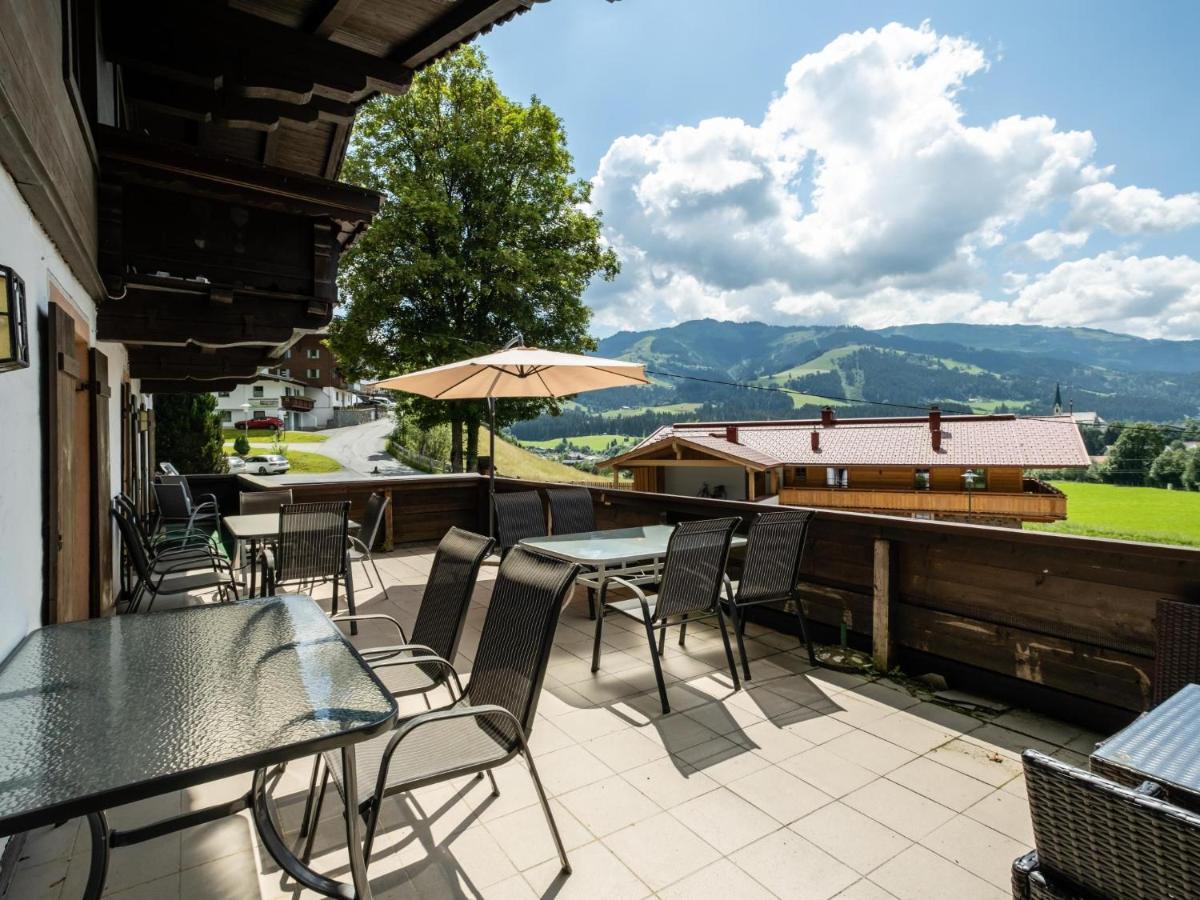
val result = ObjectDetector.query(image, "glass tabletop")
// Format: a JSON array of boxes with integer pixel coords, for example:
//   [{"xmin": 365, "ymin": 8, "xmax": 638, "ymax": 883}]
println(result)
[
  {"xmin": 1092, "ymin": 683, "xmax": 1200, "ymax": 796},
  {"xmin": 224, "ymin": 514, "xmax": 360, "ymax": 540},
  {"xmin": 521, "ymin": 524, "xmax": 745, "ymax": 565},
  {"xmin": 0, "ymin": 595, "xmax": 396, "ymax": 836}
]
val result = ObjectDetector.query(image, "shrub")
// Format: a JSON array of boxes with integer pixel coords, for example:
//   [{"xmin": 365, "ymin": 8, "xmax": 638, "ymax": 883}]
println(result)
[{"xmin": 233, "ymin": 434, "xmax": 251, "ymax": 456}]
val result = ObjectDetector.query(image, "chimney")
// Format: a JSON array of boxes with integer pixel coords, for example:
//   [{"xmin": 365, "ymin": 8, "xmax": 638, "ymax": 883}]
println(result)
[
  {"xmin": 931, "ymin": 429, "xmax": 942, "ymax": 452},
  {"xmin": 811, "ymin": 429, "xmax": 820, "ymax": 452},
  {"xmin": 930, "ymin": 406, "xmax": 943, "ymax": 452},
  {"xmin": 725, "ymin": 425, "xmax": 739, "ymax": 444},
  {"xmin": 821, "ymin": 406, "xmax": 836, "ymax": 428}
]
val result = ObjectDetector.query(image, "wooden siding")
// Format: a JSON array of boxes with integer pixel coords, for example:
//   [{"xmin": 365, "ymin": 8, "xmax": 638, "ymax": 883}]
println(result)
[{"xmin": 777, "ymin": 485, "xmax": 1067, "ymax": 520}]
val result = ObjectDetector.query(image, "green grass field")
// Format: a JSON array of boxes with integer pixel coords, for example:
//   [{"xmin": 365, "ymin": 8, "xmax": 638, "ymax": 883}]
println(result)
[
  {"xmin": 520, "ymin": 434, "xmax": 636, "ymax": 452},
  {"xmin": 1027, "ymin": 482, "xmax": 1200, "ymax": 547},
  {"xmin": 221, "ymin": 428, "xmax": 328, "ymax": 443},
  {"xmin": 484, "ymin": 428, "xmax": 627, "ymax": 485},
  {"xmin": 223, "ymin": 442, "xmax": 341, "ymax": 474},
  {"xmin": 597, "ymin": 402, "xmax": 702, "ymax": 419}
]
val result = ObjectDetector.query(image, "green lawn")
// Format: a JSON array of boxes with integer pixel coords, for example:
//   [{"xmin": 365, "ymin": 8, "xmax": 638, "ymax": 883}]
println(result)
[
  {"xmin": 1027, "ymin": 482, "xmax": 1200, "ymax": 547},
  {"xmin": 222, "ymin": 428, "xmax": 328, "ymax": 443},
  {"xmin": 483, "ymin": 428, "xmax": 628, "ymax": 485},
  {"xmin": 223, "ymin": 442, "xmax": 342, "ymax": 474},
  {"xmin": 597, "ymin": 402, "xmax": 702, "ymax": 419},
  {"xmin": 520, "ymin": 434, "xmax": 637, "ymax": 452}
]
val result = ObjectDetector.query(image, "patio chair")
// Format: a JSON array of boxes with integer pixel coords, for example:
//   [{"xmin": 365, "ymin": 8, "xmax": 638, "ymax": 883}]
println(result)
[
  {"xmin": 262, "ymin": 501, "xmax": 353, "ymax": 619},
  {"xmin": 111, "ymin": 499, "xmax": 239, "ymax": 612},
  {"xmin": 238, "ymin": 489, "xmax": 294, "ymax": 515},
  {"xmin": 302, "ymin": 547, "xmax": 580, "ymax": 873},
  {"xmin": 1012, "ymin": 749, "xmax": 1200, "ymax": 899},
  {"xmin": 592, "ymin": 517, "xmax": 742, "ymax": 714},
  {"xmin": 722, "ymin": 509, "xmax": 816, "ymax": 679},
  {"xmin": 547, "ymin": 487, "xmax": 599, "ymax": 618},
  {"xmin": 492, "ymin": 490, "xmax": 546, "ymax": 557},
  {"xmin": 151, "ymin": 480, "xmax": 220, "ymax": 543},
  {"xmin": 1152, "ymin": 598, "xmax": 1200, "ymax": 706},
  {"xmin": 346, "ymin": 491, "xmax": 391, "ymax": 602}
]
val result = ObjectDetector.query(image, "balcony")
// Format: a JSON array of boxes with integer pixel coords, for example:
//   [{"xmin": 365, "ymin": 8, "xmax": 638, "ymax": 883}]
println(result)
[
  {"xmin": 280, "ymin": 395, "xmax": 315, "ymax": 412},
  {"xmin": 779, "ymin": 480, "xmax": 1067, "ymax": 522},
  {"xmin": 12, "ymin": 473, "xmax": 1197, "ymax": 898}
]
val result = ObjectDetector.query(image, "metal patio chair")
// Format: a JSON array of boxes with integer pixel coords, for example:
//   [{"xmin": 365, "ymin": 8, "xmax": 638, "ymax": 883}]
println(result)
[
  {"xmin": 547, "ymin": 486, "xmax": 600, "ymax": 618},
  {"xmin": 722, "ymin": 508, "xmax": 816, "ymax": 679},
  {"xmin": 152, "ymin": 478, "xmax": 219, "ymax": 539},
  {"xmin": 111, "ymin": 498, "xmax": 239, "ymax": 613},
  {"xmin": 492, "ymin": 490, "xmax": 546, "ymax": 557},
  {"xmin": 346, "ymin": 491, "xmax": 392, "ymax": 602},
  {"xmin": 238, "ymin": 489, "xmax": 294, "ymax": 515},
  {"xmin": 262, "ymin": 501, "xmax": 353, "ymax": 619},
  {"xmin": 1012, "ymin": 749, "xmax": 1200, "ymax": 899},
  {"xmin": 298, "ymin": 526, "xmax": 495, "ymax": 847},
  {"xmin": 592, "ymin": 517, "xmax": 742, "ymax": 714},
  {"xmin": 301, "ymin": 547, "xmax": 580, "ymax": 874}
]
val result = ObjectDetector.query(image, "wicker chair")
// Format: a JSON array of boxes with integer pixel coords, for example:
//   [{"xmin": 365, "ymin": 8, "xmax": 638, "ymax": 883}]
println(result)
[
  {"xmin": 238, "ymin": 489, "xmax": 294, "ymax": 515},
  {"xmin": 1153, "ymin": 598, "xmax": 1200, "ymax": 706},
  {"xmin": 262, "ymin": 501, "xmax": 353, "ymax": 618},
  {"xmin": 297, "ymin": 526, "xmax": 494, "ymax": 848},
  {"xmin": 593, "ymin": 517, "xmax": 742, "ymax": 714},
  {"xmin": 723, "ymin": 509, "xmax": 815, "ymax": 679},
  {"xmin": 493, "ymin": 490, "xmax": 546, "ymax": 557},
  {"xmin": 111, "ymin": 498, "xmax": 238, "ymax": 612},
  {"xmin": 547, "ymin": 487, "xmax": 599, "ymax": 619},
  {"xmin": 1012, "ymin": 749, "xmax": 1200, "ymax": 899},
  {"xmin": 302, "ymin": 547, "xmax": 581, "ymax": 874},
  {"xmin": 345, "ymin": 491, "xmax": 392, "ymax": 602}
]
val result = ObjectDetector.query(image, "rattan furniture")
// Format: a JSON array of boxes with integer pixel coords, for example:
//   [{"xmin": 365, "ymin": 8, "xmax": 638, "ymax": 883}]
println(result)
[
  {"xmin": 493, "ymin": 490, "xmax": 547, "ymax": 556},
  {"xmin": 304, "ymin": 547, "xmax": 581, "ymax": 875},
  {"xmin": 1153, "ymin": 598, "xmax": 1200, "ymax": 706},
  {"xmin": 592, "ymin": 517, "xmax": 743, "ymax": 714},
  {"xmin": 1012, "ymin": 748, "xmax": 1200, "ymax": 899},
  {"xmin": 0, "ymin": 596, "xmax": 396, "ymax": 900},
  {"xmin": 723, "ymin": 509, "xmax": 816, "ymax": 678}
]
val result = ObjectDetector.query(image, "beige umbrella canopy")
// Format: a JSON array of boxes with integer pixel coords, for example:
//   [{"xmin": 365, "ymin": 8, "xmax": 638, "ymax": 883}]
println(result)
[{"xmin": 372, "ymin": 343, "xmax": 649, "ymax": 536}]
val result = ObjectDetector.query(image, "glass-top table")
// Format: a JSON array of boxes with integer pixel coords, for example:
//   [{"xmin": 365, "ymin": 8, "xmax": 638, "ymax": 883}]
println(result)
[
  {"xmin": 0, "ymin": 595, "xmax": 396, "ymax": 899},
  {"xmin": 223, "ymin": 513, "xmax": 360, "ymax": 600}
]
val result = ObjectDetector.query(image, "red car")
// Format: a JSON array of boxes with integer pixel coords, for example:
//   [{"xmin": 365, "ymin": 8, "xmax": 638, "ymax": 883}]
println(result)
[{"xmin": 234, "ymin": 416, "xmax": 284, "ymax": 431}]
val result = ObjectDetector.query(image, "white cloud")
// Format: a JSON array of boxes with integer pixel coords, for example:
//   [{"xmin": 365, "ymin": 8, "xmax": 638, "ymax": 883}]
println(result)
[
  {"xmin": 1068, "ymin": 183, "xmax": 1200, "ymax": 234},
  {"xmin": 975, "ymin": 253, "xmax": 1200, "ymax": 338},
  {"xmin": 1022, "ymin": 229, "xmax": 1090, "ymax": 260},
  {"xmin": 586, "ymin": 21, "xmax": 1200, "ymax": 338}
]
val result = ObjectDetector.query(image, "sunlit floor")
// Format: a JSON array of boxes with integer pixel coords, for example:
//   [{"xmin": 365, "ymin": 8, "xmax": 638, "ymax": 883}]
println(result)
[{"xmin": 11, "ymin": 544, "xmax": 1101, "ymax": 899}]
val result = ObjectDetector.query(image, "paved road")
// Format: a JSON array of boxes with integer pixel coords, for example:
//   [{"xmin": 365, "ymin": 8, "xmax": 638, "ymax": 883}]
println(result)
[{"xmin": 312, "ymin": 418, "xmax": 420, "ymax": 478}]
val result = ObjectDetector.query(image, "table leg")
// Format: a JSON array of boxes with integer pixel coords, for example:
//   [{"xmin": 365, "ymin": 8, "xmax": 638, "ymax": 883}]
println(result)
[
  {"xmin": 344, "ymin": 552, "xmax": 358, "ymax": 636},
  {"xmin": 341, "ymin": 745, "xmax": 373, "ymax": 899},
  {"xmin": 249, "ymin": 538, "xmax": 259, "ymax": 598},
  {"xmin": 83, "ymin": 812, "xmax": 110, "ymax": 900}
]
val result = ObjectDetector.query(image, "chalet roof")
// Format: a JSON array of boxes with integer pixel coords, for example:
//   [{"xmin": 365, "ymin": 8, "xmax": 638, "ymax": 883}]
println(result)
[{"xmin": 605, "ymin": 414, "xmax": 1093, "ymax": 470}]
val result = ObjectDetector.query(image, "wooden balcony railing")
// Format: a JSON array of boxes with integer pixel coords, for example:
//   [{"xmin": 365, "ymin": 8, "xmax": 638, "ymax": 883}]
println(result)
[
  {"xmin": 215, "ymin": 471, "xmax": 1200, "ymax": 732},
  {"xmin": 280, "ymin": 395, "xmax": 314, "ymax": 412},
  {"xmin": 778, "ymin": 484, "xmax": 1067, "ymax": 521}
]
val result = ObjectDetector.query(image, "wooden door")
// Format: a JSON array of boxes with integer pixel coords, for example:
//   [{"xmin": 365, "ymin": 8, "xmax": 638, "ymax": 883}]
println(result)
[
  {"xmin": 45, "ymin": 301, "xmax": 92, "ymax": 623},
  {"xmin": 89, "ymin": 347, "xmax": 113, "ymax": 616}
]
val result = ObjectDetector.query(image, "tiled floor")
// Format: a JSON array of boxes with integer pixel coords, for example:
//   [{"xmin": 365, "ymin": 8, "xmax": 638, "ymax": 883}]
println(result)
[{"xmin": 10, "ymin": 543, "xmax": 1101, "ymax": 899}]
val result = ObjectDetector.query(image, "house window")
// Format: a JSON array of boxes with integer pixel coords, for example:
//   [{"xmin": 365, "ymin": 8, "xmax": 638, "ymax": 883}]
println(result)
[
  {"xmin": 279, "ymin": 369, "xmax": 290, "ymax": 378},
  {"xmin": 962, "ymin": 468, "xmax": 987, "ymax": 491},
  {"xmin": 914, "ymin": 468, "xmax": 931, "ymax": 490},
  {"xmin": 217, "ymin": 391, "xmax": 230, "ymax": 398},
  {"xmin": 252, "ymin": 385, "xmax": 264, "ymax": 398},
  {"xmin": 826, "ymin": 467, "xmax": 848, "ymax": 488},
  {"xmin": 307, "ymin": 348, "xmax": 320, "ymax": 359},
  {"xmin": 306, "ymin": 368, "xmax": 319, "ymax": 379},
  {"xmin": 253, "ymin": 410, "xmax": 266, "ymax": 419},
  {"xmin": 220, "ymin": 410, "xmax": 232, "ymax": 423},
  {"xmin": 284, "ymin": 349, "xmax": 292, "ymax": 359}
]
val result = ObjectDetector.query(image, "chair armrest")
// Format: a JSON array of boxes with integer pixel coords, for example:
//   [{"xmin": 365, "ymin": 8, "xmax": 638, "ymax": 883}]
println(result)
[
  {"xmin": 603, "ymin": 576, "xmax": 649, "ymax": 601},
  {"xmin": 346, "ymin": 535, "xmax": 370, "ymax": 555},
  {"xmin": 360, "ymin": 642, "xmax": 438, "ymax": 660},
  {"xmin": 377, "ymin": 702, "xmax": 526, "ymax": 789},
  {"xmin": 331, "ymin": 613, "xmax": 407, "ymax": 643},
  {"xmin": 368, "ymin": 651, "xmax": 465, "ymax": 700},
  {"xmin": 722, "ymin": 573, "xmax": 735, "ymax": 604},
  {"xmin": 1011, "ymin": 850, "xmax": 1039, "ymax": 900}
]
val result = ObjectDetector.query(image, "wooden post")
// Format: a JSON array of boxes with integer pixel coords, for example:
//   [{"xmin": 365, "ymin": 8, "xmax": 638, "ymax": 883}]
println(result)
[
  {"xmin": 383, "ymin": 487, "xmax": 394, "ymax": 551},
  {"xmin": 872, "ymin": 539, "xmax": 894, "ymax": 671},
  {"xmin": 747, "ymin": 468, "xmax": 756, "ymax": 500}
]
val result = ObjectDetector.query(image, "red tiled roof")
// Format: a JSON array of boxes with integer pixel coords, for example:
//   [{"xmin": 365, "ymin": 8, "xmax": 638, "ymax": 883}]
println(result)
[{"xmin": 611, "ymin": 415, "xmax": 1092, "ymax": 469}]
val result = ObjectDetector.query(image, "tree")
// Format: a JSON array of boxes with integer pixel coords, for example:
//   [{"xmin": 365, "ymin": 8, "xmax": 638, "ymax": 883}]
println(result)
[
  {"xmin": 1101, "ymin": 422, "xmax": 1167, "ymax": 486},
  {"xmin": 330, "ymin": 48, "xmax": 619, "ymax": 471},
  {"xmin": 1185, "ymin": 448, "xmax": 1200, "ymax": 491},
  {"xmin": 154, "ymin": 393, "xmax": 226, "ymax": 474},
  {"xmin": 233, "ymin": 434, "xmax": 251, "ymax": 456},
  {"xmin": 1148, "ymin": 442, "xmax": 1190, "ymax": 489}
]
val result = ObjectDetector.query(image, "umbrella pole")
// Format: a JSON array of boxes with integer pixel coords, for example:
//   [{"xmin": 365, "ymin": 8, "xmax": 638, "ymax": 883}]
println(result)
[{"xmin": 488, "ymin": 396, "xmax": 496, "ymax": 539}]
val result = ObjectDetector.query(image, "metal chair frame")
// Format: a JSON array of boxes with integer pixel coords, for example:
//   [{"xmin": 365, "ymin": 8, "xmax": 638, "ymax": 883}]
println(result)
[
  {"xmin": 592, "ymin": 517, "xmax": 742, "ymax": 714},
  {"xmin": 262, "ymin": 501, "xmax": 353, "ymax": 619},
  {"xmin": 346, "ymin": 492, "xmax": 392, "ymax": 602},
  {"xmin": 546, "ymin": 487, "xmax": 601, "ymax": 619}
]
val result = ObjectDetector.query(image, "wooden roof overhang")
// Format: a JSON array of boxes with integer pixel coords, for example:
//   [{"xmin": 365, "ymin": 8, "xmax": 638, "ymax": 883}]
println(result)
[
  {"xmin": 602, "ymin": 437, "xmax": 777, "ymax": 472},
  {"xmin": 97, "ymin": 0, "xmax": 547, "ymax": 391}
]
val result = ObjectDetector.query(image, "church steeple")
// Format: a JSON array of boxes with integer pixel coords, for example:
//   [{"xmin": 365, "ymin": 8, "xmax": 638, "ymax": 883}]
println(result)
[{"xmin": 1053, "ymin": 383, "xmax": 1063, "ymax": 415}]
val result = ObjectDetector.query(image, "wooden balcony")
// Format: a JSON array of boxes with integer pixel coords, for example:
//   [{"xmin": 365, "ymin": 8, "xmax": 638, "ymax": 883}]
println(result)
[
  {"xmin": 280, "ymin": 394, "xmax": 314, "ymax": 412},
  {"xmin": 778, "ymin": 480, "xmax": 1067, "ymax": 522}
]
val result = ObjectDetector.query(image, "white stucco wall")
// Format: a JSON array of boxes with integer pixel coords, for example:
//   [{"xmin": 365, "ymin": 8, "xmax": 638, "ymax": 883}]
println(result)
[
  {"xmin": 0, "ymin": 163, "xmax": 130, "ymax": 659},
  {"xmin": 663, "ymin": 465, "xmax": 748, "ymax": 501}
]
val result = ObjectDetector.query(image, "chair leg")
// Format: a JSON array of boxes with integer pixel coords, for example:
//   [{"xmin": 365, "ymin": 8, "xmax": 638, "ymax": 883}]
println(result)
[
  {"xmin": 591, "ymin": 584, "xmax": 607, "ymax": 673},
  {"xmin": 678, "ymin": 614, "xmax": 688, "ymax": 646},
  {"xmin": 729, "ymin": 603, "xmax": 752, "ymax": 681},
  {"xmin": 587, "ymin": 587, "xmax": 596, "ymax": 620},
  {"xmin": 794, "ymin": 596, "xmax": 817, "ymax": 666},
  {"xmin": 330, "ymin": 574, "xmax": 340, "ymax": 619},
  {"xmin": 715, "ymin": 606, "xmax": 742, "ymax": 692},
  {"xmin": 368, "ymin": 554, "xmax": 390, "ymax": 602},
  {"xmin": 656, "ymin": 623, "xmax": 667, "ymax": 658},
  {"xmin": 521, "ymin": 743, "xmax": 571, "ymax": 874},
  {"xmin": 362, "ymin": 799, "xmax": 381, "ymax": 865},
  {"xmin": 484, "ymin": 769, "xmax": 500, "ymax": 797},
  {"xmin": 645, "ymin": 621, "xmax": 670, "ymax": 714},
  {"xmin": 298, "ymin": 756, "xmax": 322, "ymax": 839},
  {"xmin": 301, "ymin": 764, "xmax": 329, "ymax": 863}
]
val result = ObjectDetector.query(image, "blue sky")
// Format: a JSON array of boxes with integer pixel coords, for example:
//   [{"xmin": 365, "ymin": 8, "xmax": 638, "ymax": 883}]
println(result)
[{"xmin": 478, "ymin": 1, "xmax": 1200, "ymax": 339}]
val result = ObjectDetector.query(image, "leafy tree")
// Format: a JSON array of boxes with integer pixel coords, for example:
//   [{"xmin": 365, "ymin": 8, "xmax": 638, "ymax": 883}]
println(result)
[
  {"xmin": 1102, "ymin": 422, "xmax": 1167, "ymax": 486},
  {"xmin": 1079, "ymin": 424, "xmax": 1107, "ymax": 456},
  {"xmin": 154, "ymin": 393, "xmax": 226, "ymax": 474},
  {"xmin": 232, "ymin": 434, "xmax": 251, "ymax": 456},
  {"xmin": 330, "ymin": 47, "xmax": 619, "ymax": 471},
  {"xmin": 1183, "ymin": 419, "xmax": 1200, "ymax": 441},
  {"xmin": 1149, "ymin": 442, "xmax": 1191, "ymax": 489},
  {"xmin": 1185, "ymin": 448, "xmax": 1200, "ymax": 491}
]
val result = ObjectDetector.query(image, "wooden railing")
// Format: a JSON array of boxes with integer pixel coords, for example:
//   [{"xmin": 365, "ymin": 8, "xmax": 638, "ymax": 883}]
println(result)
[
  {"xmin": 226, "ymin": 471, "xmax": 1200, "ymax": 731},
  {"xmin": 777, "ymin": 485, "xmax": 1067, "ymax": 521}
]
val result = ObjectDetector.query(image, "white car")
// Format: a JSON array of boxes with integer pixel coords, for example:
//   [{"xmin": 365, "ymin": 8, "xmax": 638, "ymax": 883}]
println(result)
[
  {"xmin": 224, "ymin": 456, "xmax": 246, "ymax": 474},
  {"xmin": 244, "ymin": 454, "xmax": 290, "ymax": 475}
]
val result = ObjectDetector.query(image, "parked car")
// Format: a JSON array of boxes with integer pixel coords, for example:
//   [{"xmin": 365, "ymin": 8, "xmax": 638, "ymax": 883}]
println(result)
[
  {"xmin": 224, "ymin": 456, "xmax": 246, "ymax": 474},
  {"xmin": 234, "ymin": 416, "xmax": 284, "ymax": 431},
  {"xmin": 244, "ymin": 454, "xmax": 290, "ymax": 475}
]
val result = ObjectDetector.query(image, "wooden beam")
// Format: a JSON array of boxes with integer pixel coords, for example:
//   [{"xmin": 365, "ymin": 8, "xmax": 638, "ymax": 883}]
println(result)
[
  {"xmin": 616, "ymin": 459, "xmax": 754, "ymax": 468},
  {"xmin": 390, "ymin": 0, "xmax": 516, "ymax": 67},
  {"xmin": 872, "ymin": 539, "xmax": 894, "ymax": 671},
  {"xmin": 127, "ymin": 345, "xmax": 268, "ymax": 380},
  {"xmin": 747, "ymin": 469, "xmax": 756, "ymax": 501},
  {"xmin": 305, "ymin": 0, "xmax": 367, "ymax": 36}
]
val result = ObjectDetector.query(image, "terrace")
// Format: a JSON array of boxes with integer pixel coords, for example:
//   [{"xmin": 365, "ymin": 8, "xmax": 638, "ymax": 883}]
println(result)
[{"xmin": 10, "ymin": 473, "xmax": 1194, "ymax": 899}]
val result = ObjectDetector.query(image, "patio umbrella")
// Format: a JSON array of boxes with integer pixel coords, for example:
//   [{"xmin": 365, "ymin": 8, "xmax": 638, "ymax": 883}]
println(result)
[{"xmin": 372, "ymin": 341, "xmax": 649, "ymax": 535}]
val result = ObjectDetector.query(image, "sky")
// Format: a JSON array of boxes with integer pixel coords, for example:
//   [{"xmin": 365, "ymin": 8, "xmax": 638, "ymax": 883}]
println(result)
[{"xmin": 477, "ymin": 0, "xmax": 1200, "ymax": 340}]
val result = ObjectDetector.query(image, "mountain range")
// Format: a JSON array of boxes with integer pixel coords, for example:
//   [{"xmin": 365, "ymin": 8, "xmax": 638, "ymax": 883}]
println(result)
[{"xmin": 586, "ymin": 320, "xmax": 1200, "ymax": 424}]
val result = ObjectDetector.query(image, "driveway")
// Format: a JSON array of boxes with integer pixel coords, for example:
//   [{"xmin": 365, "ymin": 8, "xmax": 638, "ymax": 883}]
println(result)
[{"xmin": 311, "ymin": 417, "xmax": 420, "ymax": 478}]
